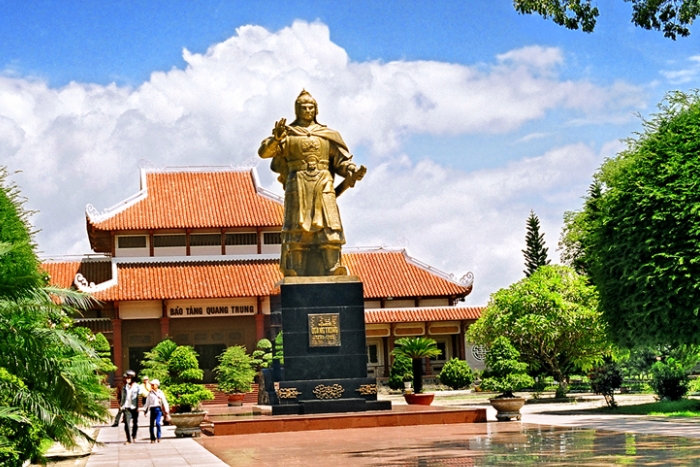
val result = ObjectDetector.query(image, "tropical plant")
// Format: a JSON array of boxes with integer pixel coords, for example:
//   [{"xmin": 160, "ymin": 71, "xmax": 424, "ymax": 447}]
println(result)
[
  {"xmin": 251, "ymin": 338, "xmax": 273, "ymax": 371},
  {"xmin": 387, "ymin": 353, "xmax": 413, "ymax": 390},
  {"xmin": 162, "ymin": 346, "xmax": 214, "ymax": 412},
  {"xmin": 589, "ymin": 358, "xmax": 624, "ymax": 408},
  {"xmin": 650, "ymin": 357, "xmax": 689, "ymax": 401},
  {"xmin": 522, "ymin": 210, "xmax": 550, "ymax": 277},
  {"xmin": 0, "ymin": 169, "xmax": 110, "ymax": 466},
  {"xmin": 391, "ymin": 337, "xmax": 441, "ymax": 394},
  {"xmin": 438, "ymin": 358, "xmax": 474, "ymax": 390},
  {"xmin": 467, "ymin": 265, "xmax": 609, "ymax": 388},
  {"xmin": 273, "ymin": 332, "xmax": 284, "ymax": 363},
  {"xmin": 480, "ymin": 337, "xmax": 535, "ymax": 398},
  {"xmin": 140, "ymin": 339, "xmax": 178, "ymax": 383},
  {"xmin": 561, "ymin": 91, "xmax": 700, "ymax": 347},
  {"xmin": 93, "ymin": 332, "xmax": 117, "ymax": 376},
  {"xmin": 215, "ymin": 345, "xmax": 256, "ymax": 394}
]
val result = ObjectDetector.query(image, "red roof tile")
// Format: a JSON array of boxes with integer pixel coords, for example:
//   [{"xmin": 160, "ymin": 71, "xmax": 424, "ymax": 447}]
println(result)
[
  {"xmin": 344, "ymin": 250, "xmax": 471, "ymax": 299},
  {"xmin": 365, "ymin": 306, "xmax": 482, "ymax": 323},
  {"xmin": 42, "ymin": 249, "xmax": 471, "ymax": 302},
  {"xmin": 87, "ymin": 169, "xmax": 283, "ymax": 231}
]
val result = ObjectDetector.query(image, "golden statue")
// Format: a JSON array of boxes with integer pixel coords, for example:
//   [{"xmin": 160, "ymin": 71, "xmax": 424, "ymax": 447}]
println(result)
[{"xmin": 259, "ymin": 90, "xmax": 366, "ymax": 277}]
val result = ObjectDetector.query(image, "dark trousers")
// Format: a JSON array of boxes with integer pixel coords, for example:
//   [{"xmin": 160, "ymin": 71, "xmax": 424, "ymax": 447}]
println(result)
[
  {"xmin": 123, "ymin": 408, "xmax": 139, "ymax": 442},
  {"xmin": 149, "ymin": 407, "xmax": 163, "ymax": 441},
  {"xmin": 112, "ymin": 408, "xmax": 123, "ymax": 426}
]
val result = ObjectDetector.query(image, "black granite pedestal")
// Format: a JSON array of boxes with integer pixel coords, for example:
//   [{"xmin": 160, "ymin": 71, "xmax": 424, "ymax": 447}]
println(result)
[{"xmin": 261, "ymin": 276, "xmax": 391, "ymax": 415}]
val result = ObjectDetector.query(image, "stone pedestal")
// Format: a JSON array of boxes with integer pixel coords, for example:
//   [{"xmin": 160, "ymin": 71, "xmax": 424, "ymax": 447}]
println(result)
[{"xmin": 263, "ymin": 276, "xmax": 391, "ymax": 415}]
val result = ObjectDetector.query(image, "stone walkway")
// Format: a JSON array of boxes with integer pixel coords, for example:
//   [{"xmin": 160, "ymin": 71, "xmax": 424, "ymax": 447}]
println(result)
[{"xmin": 42, "ymin": 394, "xmax": 700, "ymax": 466}]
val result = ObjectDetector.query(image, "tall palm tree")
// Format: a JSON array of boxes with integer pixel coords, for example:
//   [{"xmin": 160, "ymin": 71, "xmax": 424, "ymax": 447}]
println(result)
[{"xmin": 391, "ymin": 337, "xmax": 441, "ymax": 393}]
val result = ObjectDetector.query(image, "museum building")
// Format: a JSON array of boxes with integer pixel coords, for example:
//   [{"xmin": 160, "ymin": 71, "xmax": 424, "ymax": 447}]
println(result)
[{"xmin": 42, "ymin": 167, "xmax": 483, "ymax": 384}]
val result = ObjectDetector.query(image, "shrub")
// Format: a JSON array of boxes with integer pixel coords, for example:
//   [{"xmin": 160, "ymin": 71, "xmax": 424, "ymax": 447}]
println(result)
[
  {"xmin": 438, "ymin": 358, "xmax": 474, "ymax": 390},
  {"xmin": 650, "ymin": 357, "xmax": 688, "ymax": 401},
  {"xmin": 162, "ymin": 346, "xmax": 213, "ymax": 412},
  {"xmin": 251, "ymin": 339, "xmax": 273, "ymax": 371},
  {"xmin": 215, "ymin": 345, "xmax": 256, "ymax": 394},
  {"xmin": 589, "ymin": 359, "xmax": 624, "ymax": 408},
  {"xmin": 388, "ymin": 354, "xmax": 413, "ymax": 390},
  {"xmin": 481, "ymin": 337, "xmax": 534, "ymax": 398}
]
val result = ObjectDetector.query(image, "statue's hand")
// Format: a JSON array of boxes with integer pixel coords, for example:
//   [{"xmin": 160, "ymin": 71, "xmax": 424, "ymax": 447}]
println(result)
[
  {"xmin": 273, "ymin": 118, "xmax": 287, "ymax": 141},
  {"xmin": 349, "ymin": 165, "xmax": 367, "ymax": 183}
]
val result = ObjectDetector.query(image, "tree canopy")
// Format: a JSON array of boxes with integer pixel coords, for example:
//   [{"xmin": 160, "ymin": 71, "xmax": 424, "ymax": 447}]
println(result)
[
  {"xmin": 561, "ymin": 91, "xmax": 700, "ymax": 347},
  {"xmin": 523, "ymin": 210, "xmax": 550, "ymax": 277},
  {"xmin": 467, "ymin": 265, "xmax": 609, "ymax": 385},
  {"xmin": 0, "ymin": 169, "xmax": 109, "ymax": 466},
  {"xmin": 514, "ymin": 0, "xmax": 700, "ymax": 39}
]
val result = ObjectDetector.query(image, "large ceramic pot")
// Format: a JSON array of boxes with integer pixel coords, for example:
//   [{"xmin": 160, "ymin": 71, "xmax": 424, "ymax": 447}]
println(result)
[
  {"xmin": 227, "ymin": 393, "xmax": 246, "ymax": 406},
  {"xmin": 169, "ymin": 411, "xmax": 207, "ymax": 437},
  {"xmin": 403, "ymin": 393, "xmax": 434, "ymax": 405},
  {"xmin": 489, "ymin": 397, "xmax": 525, "ymax": 421}
]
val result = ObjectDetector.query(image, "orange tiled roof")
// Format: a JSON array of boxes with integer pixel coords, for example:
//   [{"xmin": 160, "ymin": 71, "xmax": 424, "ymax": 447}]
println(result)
[
  {"xmin": 87, "ymin": 169, "xmax": 283, "ymax": 231},
  {"xmin": 344, "ymin": 250, "xmax": 471, "ymax": 299},
  {"xmin": 365, "ymin": 306, "xmax": 482, "ymax": 323},
  {"xmin": 43, "ymin": 258, "xmax": 282, "ymax": 301},
  {"xmin": 42, "ymin": 249, "xmax": 471, "ymax": 302}
]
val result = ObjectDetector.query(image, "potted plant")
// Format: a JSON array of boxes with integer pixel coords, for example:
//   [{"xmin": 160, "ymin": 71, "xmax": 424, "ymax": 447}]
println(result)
[
  {"xmin": 215, "ymin": 345, "xmax": 256, "ymax": 406},
  {"xmin": 403, "ymin": 373, "xmax": 414, "ymax": 393},
  {"xmin": 162, "ymin": 345, "xmax": 214, "ymax": 437},
  {"xmin": 391, "ymin": 337, "xmax": 441, "ymax": 405},
  {"xmin": 480, "ymin": 337, "xmax": 534, "ymax": 421}
]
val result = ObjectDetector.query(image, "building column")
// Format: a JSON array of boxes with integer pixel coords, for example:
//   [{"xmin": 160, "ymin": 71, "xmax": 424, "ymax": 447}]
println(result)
[
  {"xmin": 382, "ymin": 336, "xmax": 390, "ymax": 377},
  {"xmin": 160, "ymin": 317, "xmax": 170, "ymax": 341},
  {"xmin": 112, "ymin": 317, "xmax": 123, "ymax": 381},
  {"xmin": 459, "ymin": 321, "xmax": 467, "ymax": 361},
  {"xmin": 255, "ymin": 297, "xmax": 265, "ymax": 341}
]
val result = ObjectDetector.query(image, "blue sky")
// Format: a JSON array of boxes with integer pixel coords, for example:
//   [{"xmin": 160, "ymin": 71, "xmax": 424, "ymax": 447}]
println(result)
[{"xmin": 2, "ymin": 1, "xmax": 699, "ymax": 303}]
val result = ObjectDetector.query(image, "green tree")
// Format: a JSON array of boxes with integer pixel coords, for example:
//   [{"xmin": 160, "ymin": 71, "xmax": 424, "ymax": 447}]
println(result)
[
  {"xmin": 480, "ymin": 337, "xmax": 534, "ymax": 398},
  {"xmin": 566, "ymin": 91, "xmax": 700, "ymax": 347},
  {"xmin": 387, "ymin": 353, "xmax": 413, "ymax": 390},
  {"xmin": 162, "ymin": 346, "xmax": 214, "ymax": 412},
  {"xmin": 215, "ymin": 345, "xmax": 256, "ymax": 394},
  {"xmin": 523, "ymin": 210, "xmax": 551, "ymax": 277},
  {"xmin": 514, "ymin": 0, "xmax": 700, "ymax": 39},
  {"xmin": 0, "ymin": 169, "xmax": 109, "ymax": 466},
  {"xmin": 140, "ymin": 339, "xmax": 178, "ymax": 383},
  {"xmin": 391, "ymin": 337, "xmax": 441, "ymax": 394},
  {"xmin": 467, "ymin": 265, "xmax": 610, "ymax": 388}
]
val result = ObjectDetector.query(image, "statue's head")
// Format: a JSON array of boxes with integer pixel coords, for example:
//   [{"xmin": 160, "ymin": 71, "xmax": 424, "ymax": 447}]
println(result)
[{"xmin": 294, "ymin": 89, "xmax": 318, "ymax": 123}]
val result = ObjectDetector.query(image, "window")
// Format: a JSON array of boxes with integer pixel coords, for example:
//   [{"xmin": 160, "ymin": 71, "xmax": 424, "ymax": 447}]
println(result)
[
  {"xmin": 194, "ymin": 344, "xmax": 227, "ymax": 384},
  {"xmin": 225, "ymin": 233, "xmax": 257, "ymax": 246},
  {"xmin": 367, "ymin": 344, "xmax": 379, "ymax": 364},
  {"xmin": 153, "ymin": 235, "xmax": 186, "ymax": 248},
  {"xmin": 190, "ymin": 234, "xmax": 221, "ymax": 247},
  {"xmin": 430, "ymin": 341, "xmax": 448, "ymax": 361},
  {"xmin": 118, "ymin": 236, "xmax": 147, "ymax": 249},
  {"xmin": 264, "ymin": 232, "xmax": 282, "ymax": 245}
]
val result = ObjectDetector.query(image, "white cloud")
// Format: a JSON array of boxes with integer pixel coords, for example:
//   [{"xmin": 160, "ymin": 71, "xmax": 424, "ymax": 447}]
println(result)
[
  {"xmin": 342, "ymin": 143, "xmax": 606, "ymax": 304},
  {"xmin": 660, "ymin": 55, "xmax": 700, "ymax": 84},
  {"xmin": 0, "ymin": 21, "xmax": 644, "ymax": 301}
]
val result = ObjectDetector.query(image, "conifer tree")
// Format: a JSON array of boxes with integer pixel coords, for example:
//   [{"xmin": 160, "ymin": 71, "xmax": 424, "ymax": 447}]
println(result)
[{"xmin": 522, "ymin": 210, "xmax": 550, "ymax": 276}]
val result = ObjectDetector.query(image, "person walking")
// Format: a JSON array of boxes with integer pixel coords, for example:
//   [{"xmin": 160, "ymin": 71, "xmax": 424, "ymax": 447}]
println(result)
[
  {"xmin": 138, "ymin": 375, "xmax": 152, "ymax": 406},
  {"xmin": 120, "ymin": 370, "xmax": 140, "ymax": 444},
  {"xmin": 111, "ymin": 378, "xmax": 124, "ymax": 426},
  {"xmin": 142, "ymin": 379, "xmax": 169, "ymax": 443}
]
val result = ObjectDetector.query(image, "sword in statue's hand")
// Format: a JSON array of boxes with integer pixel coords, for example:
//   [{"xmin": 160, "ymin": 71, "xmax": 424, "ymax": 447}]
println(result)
[{"xmin": 335, "ymin": 165, "xmax": 367, "ymax": 197}]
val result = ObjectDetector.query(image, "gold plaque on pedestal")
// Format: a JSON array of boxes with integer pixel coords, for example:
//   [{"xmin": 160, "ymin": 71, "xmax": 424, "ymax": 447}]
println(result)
[{"xmin": 308, "ymin": 313, "xmax": 341, "ymax": 347}]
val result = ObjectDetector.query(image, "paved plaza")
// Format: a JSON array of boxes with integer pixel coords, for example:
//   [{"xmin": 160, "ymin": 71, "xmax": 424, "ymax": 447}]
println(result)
[{"xmin": 41, "ymin": 394, "xmax": 700, "ymax": 466}]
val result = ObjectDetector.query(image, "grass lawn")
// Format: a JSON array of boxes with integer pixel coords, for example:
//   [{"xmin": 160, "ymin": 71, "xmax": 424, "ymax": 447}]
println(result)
[{"xmin": 601, "ymin": 398, "xmax": 700, "ymax": 417}]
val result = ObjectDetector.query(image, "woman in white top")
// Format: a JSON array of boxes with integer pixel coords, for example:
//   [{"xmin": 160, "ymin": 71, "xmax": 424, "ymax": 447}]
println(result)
[{"xmin": 142, "ymin": 379, "xmax": 169, "ymax": 443}]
